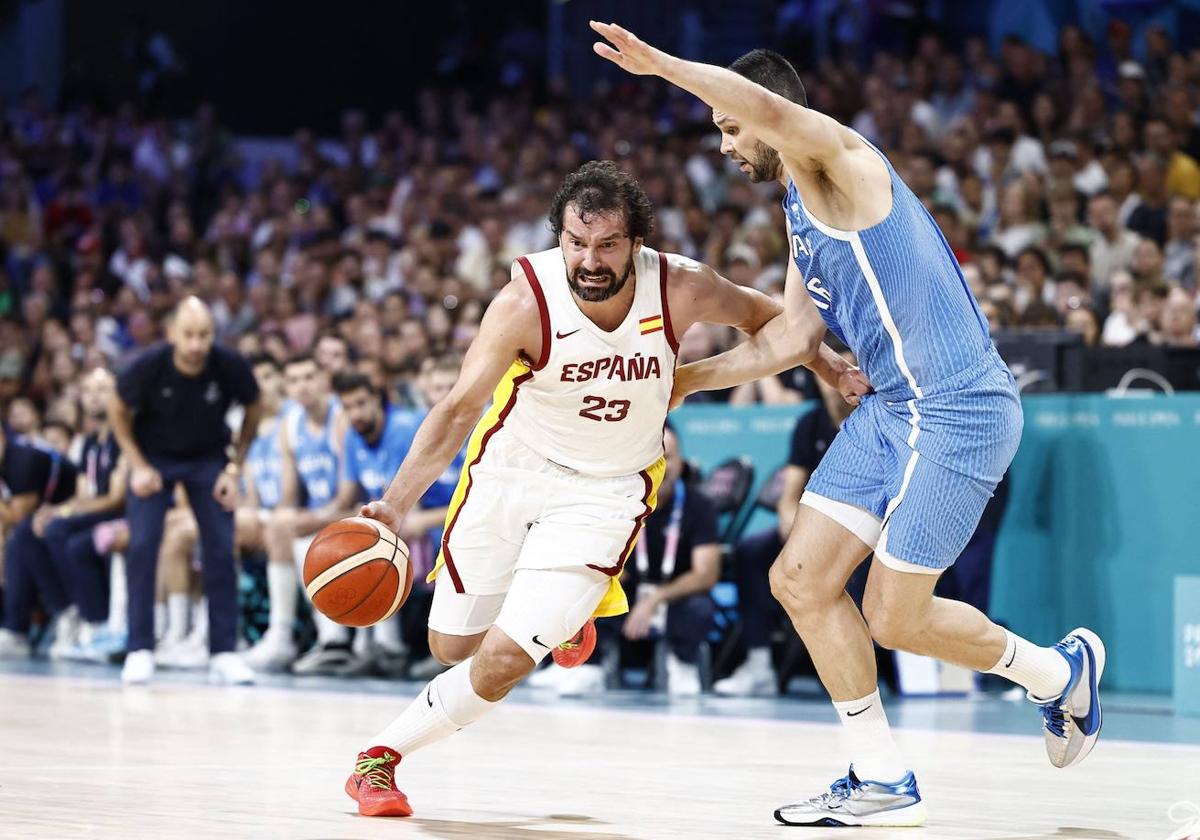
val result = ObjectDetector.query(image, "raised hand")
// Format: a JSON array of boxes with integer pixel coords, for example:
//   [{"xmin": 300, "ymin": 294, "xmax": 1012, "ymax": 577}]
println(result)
[{"xmin": 590, "ymin": 20, "xmax": 671, "ymax": 77}]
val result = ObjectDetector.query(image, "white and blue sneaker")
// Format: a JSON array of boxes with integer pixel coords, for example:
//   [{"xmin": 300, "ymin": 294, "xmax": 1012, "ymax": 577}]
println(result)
[
  {"xmin": 1037, "ymin": 627, "xmax": 1105, "ymax": 769},
  {"xmin": 774, "ymin": 767, "xmax": 926, "ymax": 827}
]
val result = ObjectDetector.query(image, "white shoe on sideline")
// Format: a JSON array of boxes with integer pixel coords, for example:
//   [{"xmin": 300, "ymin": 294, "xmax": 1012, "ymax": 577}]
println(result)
[
  {"xmin": 666, "ymin": 653, "xmax": 702, "ymax": 697},
  {"xmin": 0, "ymin": 629, "xmax": 31, "ymax": 660},
  {"xmin": 525, "ymin": 664, "xmax": 564, "ymax": 689},
  {"xmin": 155, "ymin": 637, "xmax": 209, "ymax": 670},
  {"xmin": 122, "ymin": 650, "xmax": 155, "ymax": 685},
  {"xmin": 556, "ymin": 664, "xmax": 606, "ymax": 696},
  {"xmin": 244, "ymin": 629, "xmax": 297, "ymax": 672},
  {"xmin": 713, "ymin": 651, "xmax": 777, "ymax": 697},
  {"xmin": 209, "ymin": 652, "xmax": 256, "ymax": 686},
  {"xmin": 47, "ymin": 607, "xmax": 82, "ymax": 660}
]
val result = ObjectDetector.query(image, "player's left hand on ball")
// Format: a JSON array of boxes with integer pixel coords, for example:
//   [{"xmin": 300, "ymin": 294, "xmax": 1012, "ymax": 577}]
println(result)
[
  {"xmin": 839, "ymin": 367, "xmax": 873, "ymax": 406},
  {"xmin": 590, "ymin": 21, "xmax": 669, "ymax": 76}
]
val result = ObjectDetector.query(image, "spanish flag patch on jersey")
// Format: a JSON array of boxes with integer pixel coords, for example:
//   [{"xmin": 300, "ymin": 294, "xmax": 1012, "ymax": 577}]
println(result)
[{"xmin": 639, "ymin": 314, "xmax": 664, "ymax": 335}]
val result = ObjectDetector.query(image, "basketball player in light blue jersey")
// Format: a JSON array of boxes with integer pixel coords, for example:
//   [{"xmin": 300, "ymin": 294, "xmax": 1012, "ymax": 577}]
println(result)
[
  {"xmin": 253, "ymin": 352, "xmax": 362, "ymax": 676},
  {"xmin": 593, "ymin": 22, "xmax": 1105, "ymax": 828},
  {"xmin": 239, "ymin": 355, "xmax": 286, "ymax": 537},
  {"xmin": 334, "ymin": 364, "xmax": 467, "ymax": 677}
]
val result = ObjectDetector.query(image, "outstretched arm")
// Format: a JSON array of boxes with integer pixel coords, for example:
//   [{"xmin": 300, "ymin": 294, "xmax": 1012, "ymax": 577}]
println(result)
[
  {"xmin": 672, "ymin": 310, "xmax": 825, "ymax": 408},
  {"xmin": 667, "ymin": 249, "xmax": 824, "ymax": 406},
  {"xmin": 591, "ymin": 21, "xmax": 846, "ymax": 169},
  {"xmin": 667, "ymin": 254, "xmax": 782, "ymax": 338},
  {"xmin": 361, "ymin": 267, "xmax": 542, "ymax": 533}
]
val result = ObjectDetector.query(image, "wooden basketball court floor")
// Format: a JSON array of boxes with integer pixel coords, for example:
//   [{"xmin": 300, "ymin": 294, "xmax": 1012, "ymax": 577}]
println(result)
[{"xmin": 2, "ymin": 664, "xmax": 1198, "ymax": 840}]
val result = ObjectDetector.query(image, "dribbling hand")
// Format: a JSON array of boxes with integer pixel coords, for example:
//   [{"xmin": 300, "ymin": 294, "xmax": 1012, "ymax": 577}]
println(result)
[{"xmin": 360, "ymin": 499, "xmax": 404, "ymax": 536}]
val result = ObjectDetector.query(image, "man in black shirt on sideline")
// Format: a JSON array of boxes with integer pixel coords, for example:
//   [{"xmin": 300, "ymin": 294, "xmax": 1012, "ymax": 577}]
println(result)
[
  {"xmin": 110, "ymin": 296, "xmax": 262, "ymax": 685},
  {"xmin": 0, "ymin": 426, "xmax": 78, "ymax": 657}
]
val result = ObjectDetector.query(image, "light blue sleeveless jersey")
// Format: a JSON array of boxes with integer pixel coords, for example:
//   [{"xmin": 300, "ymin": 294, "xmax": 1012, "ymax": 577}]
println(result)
[
  {"xmin": 287, "ymin": 397, "xmax": 340, "ymax": 510},
  {"xmin": 342, "ymin": 406, "xmax": 422, "ymax": 501},
  {"xmin": 245, "ymin": 418, "xmax": 283, "ymax": 510},
  {"xmin": 783, "ymin": 144, "xmax": 993, "ymax": 403},
  {"xmin": 783, "ymin": 138, "xmax": 1023, "ymax": 570}
]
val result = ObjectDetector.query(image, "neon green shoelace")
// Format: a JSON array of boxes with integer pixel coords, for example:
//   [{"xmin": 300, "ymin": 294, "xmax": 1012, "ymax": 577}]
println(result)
[{"xmin": 355, "ymin": 754, "xmax": 395, "ymax": 790}]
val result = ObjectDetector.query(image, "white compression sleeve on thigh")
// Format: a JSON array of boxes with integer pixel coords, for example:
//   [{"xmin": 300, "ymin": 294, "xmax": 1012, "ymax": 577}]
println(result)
[
  {"xmin": 985, "ymin": 629, "xmax": 1071, "ymax": 701},
  {"xmin": 367, "ymin": 658, "xmax": 497, "ymax": 756},
  {"xmin": 832, "ymin": 689, "xmax": 909, "ymax": 783},
  {"xmin": 266, "ymin": 562, "xmax": 298, "ymax": 633}
]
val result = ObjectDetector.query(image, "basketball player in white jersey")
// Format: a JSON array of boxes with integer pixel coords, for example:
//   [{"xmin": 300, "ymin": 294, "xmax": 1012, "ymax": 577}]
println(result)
[{"xmin": 343, "ymin": 161, "xmax": 869, "ymax": 816}]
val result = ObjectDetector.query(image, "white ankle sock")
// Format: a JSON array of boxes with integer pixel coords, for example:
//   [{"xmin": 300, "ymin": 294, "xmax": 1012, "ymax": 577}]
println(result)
[
  {"xmin": 985, "ymin": 629, "xmax": 1071, "ymax": 701},
  {"xmin": 154, "ymin": 602, "xmax": 166, "ymax": 640},
  {"xmin": 166, "ymin": 594, "xmax": 190, "ymax": 642},
  {"xmin": 367, "ymin": 658, "xmax": 497, "ymax": 756},
  {"xmin": 832, "ymin": 689, "xmax": 908, "ymax": 783},
  {"xmin": 266, "ymin": 563, "xmax": 298, "ymax": 634}
]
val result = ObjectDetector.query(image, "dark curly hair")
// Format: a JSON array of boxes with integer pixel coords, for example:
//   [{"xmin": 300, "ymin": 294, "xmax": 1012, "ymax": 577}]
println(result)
[{"xmin": 548, "ymin": 160, "xmax": 654, "ymax": 241}]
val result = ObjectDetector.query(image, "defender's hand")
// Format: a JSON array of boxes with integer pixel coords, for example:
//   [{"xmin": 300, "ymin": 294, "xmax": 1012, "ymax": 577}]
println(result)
[
  {"xmin": 591, "ymin": 21, "xmax": 671, "ymax": 77},
  {"xmin": 838, "ymin": 367, "xmax": 873, "ymax": 407}
]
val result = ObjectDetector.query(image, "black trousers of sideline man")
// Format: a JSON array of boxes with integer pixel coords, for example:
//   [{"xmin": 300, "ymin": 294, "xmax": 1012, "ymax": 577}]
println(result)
[{"xmin": 125, "ymin": 456, "xmax": 237, "ymax": 653}]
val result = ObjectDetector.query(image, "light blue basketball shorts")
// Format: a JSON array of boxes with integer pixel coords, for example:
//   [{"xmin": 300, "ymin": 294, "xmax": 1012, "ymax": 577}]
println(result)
[{"xmin": 803, "ymin": 351, "xmax": 1023, "ymax": 573}]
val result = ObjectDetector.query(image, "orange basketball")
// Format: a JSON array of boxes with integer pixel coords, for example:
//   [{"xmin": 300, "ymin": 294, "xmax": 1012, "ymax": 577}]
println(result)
[{"xmin": 302, "ymin": 517, "xmax": 413, "ymax": 627}]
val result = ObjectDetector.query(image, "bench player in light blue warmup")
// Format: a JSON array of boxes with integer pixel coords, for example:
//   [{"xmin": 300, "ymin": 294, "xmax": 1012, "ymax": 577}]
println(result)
[{"xmin": 593, "ymin": 22, "xmax": 1105, "ymax": 829}]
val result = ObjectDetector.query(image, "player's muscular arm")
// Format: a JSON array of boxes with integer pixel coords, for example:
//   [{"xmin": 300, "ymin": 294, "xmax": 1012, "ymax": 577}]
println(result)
[
  {"xmin": 666, "ymin": 256, "xmax": 782, "ymax": 337},
  {"xmin": 671, "ymin": 262, "xmax": 826, "ymax": 405},
  {"xmin": 591, "ymin": 22, "xmax": 845, "ymax": 168},
  {"xmin": 363, "ymin": 268, "xmax": 542, "ymax": 533}
]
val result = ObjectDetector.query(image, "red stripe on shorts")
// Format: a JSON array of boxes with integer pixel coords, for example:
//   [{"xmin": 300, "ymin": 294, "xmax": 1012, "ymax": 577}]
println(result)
[
  {"xmin": 439, "ymin": 371, "xmax": 533, "ymax": 593},
  {"xmin": 587, "ymin": 467, "xmax": 654, "ymax": 578}
]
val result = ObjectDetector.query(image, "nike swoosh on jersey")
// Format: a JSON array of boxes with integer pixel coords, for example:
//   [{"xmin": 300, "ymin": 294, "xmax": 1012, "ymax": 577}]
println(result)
[{"xmin": 555, "ymin": 329, "xmax": 581, "ymax": 339}]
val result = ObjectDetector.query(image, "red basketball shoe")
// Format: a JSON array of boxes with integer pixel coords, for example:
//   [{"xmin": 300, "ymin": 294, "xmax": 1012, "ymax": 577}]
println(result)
[
  {"xmin": 552, "ymin": 619, "xmax": 596, "ymax": 668},
  {"xmin": 344, "ymin": 746, "xmax": 412, "ymax": 817}
]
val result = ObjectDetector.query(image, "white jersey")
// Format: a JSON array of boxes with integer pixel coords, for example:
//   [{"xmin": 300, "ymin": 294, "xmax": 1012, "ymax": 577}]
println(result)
[{"xmin": 494, "ymin": 245, "xmax": 678, "ymax": 477}]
